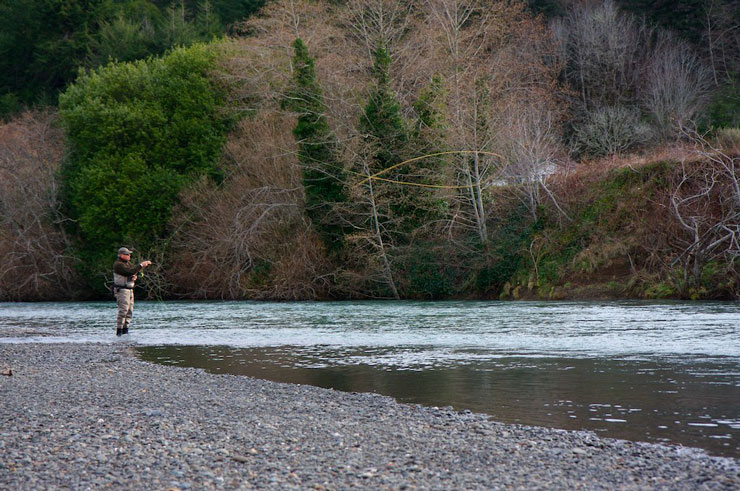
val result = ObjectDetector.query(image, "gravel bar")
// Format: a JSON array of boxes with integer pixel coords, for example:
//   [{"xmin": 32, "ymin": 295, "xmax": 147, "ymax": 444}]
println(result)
[{"xmin": 1, "ymin": 343, "xmax": 739, "ymax": 489}]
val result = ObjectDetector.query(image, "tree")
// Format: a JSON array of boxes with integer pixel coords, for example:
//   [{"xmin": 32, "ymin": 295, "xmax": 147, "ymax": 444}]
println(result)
[
  {"xmin": 554, "ymin": 0, "xmax": 712, "ymax": 147},
  {"xmin": 641, "ymin": 33, "xmax": 713, "ymax": 140},
  {"xmin": 362, "ymin": 46, "xmax": 408, "ymax": 172},
  {"xmin": 617, "ymin": 0, "xmax": 707, "ymax": 44},
  {"xmin": 340, "ymin": 45, "xmax": 411, "ymax": 298},
  {"xmin": 59, "ymin": 43, "xmax": 233, "ymax": 294},
  {"xmin": 0, "ymin": 0, "xmax": 108, "ymax": 113},
  {"xmin": 702, "ymin": 0, "xmax": 740, "ymax": 86},
  {"xmin": 553, "ymin": 0, "xmax": 647, "ymax": 111},
  {"xmin": 0, "ymin": 110, "xmax": 77, "ymax": 300},
  {"xmin": 408, "ymin": 74, "xmax": 450, "ymax": 228},
  {"xmin": 500, "ymin": 101, "xmax": 565, "ymax": 220},
  {"xmin": 90, "ymin": 11, "xmax": 164, "ymax": 66},
  {"xmin": 212, "ymin": 0, "xmax": 265, "ymax": 28},
  {"xmin": 668, "ymin": 140, "xmax": 740, "ymax": 296},
  {"xmin": 165, "ymin": 111, "xmax": 330, "ymax": 300},
  {"xmin": 0, "ymin": 0, "xmax": 264, "ymax": 118},
  {"xmin": 285, "ymin": 38, "xmax": 348, "ymax": 253},
  {"xmin": 362, "ymin": 55, "xmax": 450, "ymax": 237},
  {"xmin": 425, "ymin": 0, "xmax": 555, "ymax": 242},
  {"xmin": 359, "ymin": 46, "xmax": 411, "ymax": 235},
  {"xmin": 151, "ymin": 0, "xmax": 265, "ymax": 28},
  {"xmin": 346, "ymin": 154, "xmax": 402, "ymax": 299},
  {"xmin": 345, "ymin": 0, "xmax": 413, "ymax": 60}
]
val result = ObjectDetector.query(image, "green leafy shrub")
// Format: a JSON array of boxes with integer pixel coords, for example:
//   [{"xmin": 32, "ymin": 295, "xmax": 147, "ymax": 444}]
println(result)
[
  {"xmin": 695, "ymin": 261, "xmax": 740, "ymax": 299},
  {"xmin": 644, "ymin": 282, "xmax": 677, "ymax": 299},
  {"xmin": 59, "ymin": 43, "xmax": 233, "ymax": 292},
  {"xmin": 398, "ymin": 244, "xmax": 456, "ymax": 299},
  {"xmin": 474, "ymin": 203, "xmax": 538, "ymax": 295}
]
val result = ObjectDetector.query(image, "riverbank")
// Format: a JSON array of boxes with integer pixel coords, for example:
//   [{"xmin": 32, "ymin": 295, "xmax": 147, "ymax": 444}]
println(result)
[{"xmin": 1, "ymin": 343, "xmax": 739, "ymax": 489}]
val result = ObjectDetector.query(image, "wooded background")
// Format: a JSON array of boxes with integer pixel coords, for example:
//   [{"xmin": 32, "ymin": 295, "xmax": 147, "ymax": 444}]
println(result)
[{"xmin": 1, "ymin": 0, "xmax": 739, "ymax": 301}]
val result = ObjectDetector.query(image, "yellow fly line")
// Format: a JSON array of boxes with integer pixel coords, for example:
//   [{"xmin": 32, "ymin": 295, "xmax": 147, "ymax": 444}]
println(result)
[
  {"xmin": 356, "ymin": 150, "xmax": 504, "ymax": 189},
  {"xmin": 366, "ymin": 175, "xmax": 473, "ymax": 189}
]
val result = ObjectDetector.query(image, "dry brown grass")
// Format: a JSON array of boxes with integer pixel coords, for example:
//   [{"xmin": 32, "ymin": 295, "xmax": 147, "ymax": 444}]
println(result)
[
  {"xmin": 716, "ymin": 128, "xmax": 740, "ymax": 154},
  {"xmin": 558, "ymin": 144, "xmax": 698, "ymax": 182}
]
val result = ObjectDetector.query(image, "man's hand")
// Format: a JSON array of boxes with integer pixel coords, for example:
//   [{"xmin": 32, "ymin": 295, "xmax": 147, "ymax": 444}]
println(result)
[{"xmin": 141, "ymin": 260, "xmax": 153, "ymax": 268}]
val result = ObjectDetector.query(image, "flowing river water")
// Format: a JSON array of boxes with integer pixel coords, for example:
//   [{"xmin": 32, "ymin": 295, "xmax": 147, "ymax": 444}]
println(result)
[{"xmin": 1, "ymin": 300, "xmax": 739, "ymax": 458}]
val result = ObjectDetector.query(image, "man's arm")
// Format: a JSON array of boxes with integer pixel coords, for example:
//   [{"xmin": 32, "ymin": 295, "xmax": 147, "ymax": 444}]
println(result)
[{"xmin": 114, "ymin": 261, "xmax": 143, "ymax": 277}]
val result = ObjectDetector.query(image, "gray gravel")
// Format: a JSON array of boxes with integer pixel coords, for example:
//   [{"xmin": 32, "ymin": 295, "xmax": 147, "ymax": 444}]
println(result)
[{"xmin": 1, "ymin": 343, "xmax": 738, "ymax": 489}]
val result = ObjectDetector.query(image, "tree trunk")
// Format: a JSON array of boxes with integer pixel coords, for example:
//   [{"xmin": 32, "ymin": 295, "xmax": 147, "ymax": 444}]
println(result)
[
  {"xmin": 472, "ymin": 151, "xmax": 487, "ymax": 242},
  {"xmin": 365, "ymin": 165, "xmax": 400, "ymax": 299}
]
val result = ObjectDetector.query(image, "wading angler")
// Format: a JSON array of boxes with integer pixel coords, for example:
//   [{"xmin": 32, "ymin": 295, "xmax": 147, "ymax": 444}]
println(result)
[{"xmin": 113, "ymin": 247, "xmax": 152, "ymax": 336}]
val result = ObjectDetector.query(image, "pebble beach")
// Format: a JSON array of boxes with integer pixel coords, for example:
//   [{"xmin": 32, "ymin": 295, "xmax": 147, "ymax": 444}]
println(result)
[{"xmin": 1, "ymin": 343, "xmax": 739, "ymax": 489}]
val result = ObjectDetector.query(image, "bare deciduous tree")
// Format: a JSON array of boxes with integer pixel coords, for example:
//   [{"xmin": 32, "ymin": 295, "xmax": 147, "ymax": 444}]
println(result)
[
  {"xmin": 0, "ymin": 110, "xmax": 77, "ymax": 300},
  {"xmin": 166, "ymin": 112, "xmax": 332, "ymax": 299},
  {"xmin": 641, "ymin": 33, "xmax": 713, "ymax": 141},
  {"xmin": 553, "ymin": 0, "xmax": 648, "ymax": 110},
  {"xmin": 344, "ymin": 0, "xmax": 414, "ymax": 59},
  {"xmin": 340, "ymin": 152, "xmax": 401, "ymax": 299},
  {"xmin": 424, "ymin": 0, "xmax": 563, "ymax": 241},
  {"xmin": 669, "ymin": 134, "xmax": 740, "ymax": 294},
  {"xmin": 703, "ymin": 0, "xmax": 740, "ymax": 85},
  {"xmin": 499, "ymin": 100, "xmax": 567, "ymax": 220},
  {"xmin": 554, "ymin": 1, "xmax": 713, "ymax": 148}
]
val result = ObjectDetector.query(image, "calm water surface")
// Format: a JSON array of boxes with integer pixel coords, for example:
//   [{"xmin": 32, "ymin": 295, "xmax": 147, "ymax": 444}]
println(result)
[{"xmin": 1, "ymin": 300, "xmax": 739, "ymax": 458}]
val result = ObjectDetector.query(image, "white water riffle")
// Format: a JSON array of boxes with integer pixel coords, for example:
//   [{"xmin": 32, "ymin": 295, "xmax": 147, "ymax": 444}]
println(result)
[{"xmin": 2, "ymin": 300, "xmax": 739, "ymax": 367}]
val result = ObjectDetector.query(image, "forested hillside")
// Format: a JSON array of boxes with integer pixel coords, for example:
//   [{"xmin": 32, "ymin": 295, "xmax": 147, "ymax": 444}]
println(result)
[
  {"xmin": 1, "ymin": 0, "xmax": 738, "ymax": 301},
  {"xmin": 0, "ymin": 0, "xmax": 263, "ymax": 116}
]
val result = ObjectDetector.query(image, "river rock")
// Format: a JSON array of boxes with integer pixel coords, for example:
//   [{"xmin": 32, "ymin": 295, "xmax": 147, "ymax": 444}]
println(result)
[{"xmin": 1, "ymin": 343, "xmax": 738, "ymax": 489}]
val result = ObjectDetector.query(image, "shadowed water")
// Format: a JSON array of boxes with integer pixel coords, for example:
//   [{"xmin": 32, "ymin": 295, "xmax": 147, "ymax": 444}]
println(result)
[
  {"xmin": 2, "ymin": 300, "xmax": 739, "ymax": 457},
  {"xmin": 136, "ymin": 345, "xmax": 740, "ymax": 458}
]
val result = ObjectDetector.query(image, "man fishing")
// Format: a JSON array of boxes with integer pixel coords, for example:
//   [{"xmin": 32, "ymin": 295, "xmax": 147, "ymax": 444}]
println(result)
[{"xmin": 113, "ymin": 247, "xmax": 152, "ymax": 337}]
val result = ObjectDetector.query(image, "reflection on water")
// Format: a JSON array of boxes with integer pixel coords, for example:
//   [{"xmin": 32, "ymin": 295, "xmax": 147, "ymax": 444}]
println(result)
[{"xmin": 137, "ymin": 345, "xmax": 740, "ymax": 459}]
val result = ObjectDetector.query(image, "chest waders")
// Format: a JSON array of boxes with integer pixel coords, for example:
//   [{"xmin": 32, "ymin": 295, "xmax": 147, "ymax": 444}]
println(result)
[{"xmin": 114, "ymin": 273, "xmax": 135, "ymax": 336}]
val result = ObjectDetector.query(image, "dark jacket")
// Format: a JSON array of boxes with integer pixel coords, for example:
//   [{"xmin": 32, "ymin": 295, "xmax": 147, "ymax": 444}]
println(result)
[
  {"xmin": 114, "ymin": 258, "xmax": 143, "ymax": 276},
  {"xmin": 113, "ymin": 258, "xmax": 143, "ymax": 288}
]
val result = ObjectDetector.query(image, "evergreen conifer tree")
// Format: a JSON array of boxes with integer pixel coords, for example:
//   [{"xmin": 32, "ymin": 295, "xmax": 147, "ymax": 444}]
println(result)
[
  {"xmin": 410, "ymin": 74, "xmax": 449, "ymax": 226},
  {"xmin": 359, "ymin": 45, "xmax": 411, "ymax": 241},
  {"xmin": 362, "ymin": 47, "xmax": 447, "ymax": 237},
  {"xmin": 361, "ymin": 46, "xmax": 408, "ymax": 176},
  {"xmin": 286, "ymin": 38, "xmax": 348, "ymax": 253}
]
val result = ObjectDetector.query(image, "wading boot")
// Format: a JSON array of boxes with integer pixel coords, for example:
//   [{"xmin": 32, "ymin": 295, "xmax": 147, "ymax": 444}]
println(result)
[
  {"xmin": 116, "ymin": 328, "xmax": 122, "ymax": 337},
  {"xmin": 122, "ymin": 326, "xmax": 129, "ymax": 335}
]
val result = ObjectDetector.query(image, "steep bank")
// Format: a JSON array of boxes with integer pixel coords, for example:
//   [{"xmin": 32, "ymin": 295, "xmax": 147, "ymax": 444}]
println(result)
[
  {"xmin": 1, "ymin": 343, "xmax": 738, "ymax": 489},
  {"xmin": 492, "ymin": 149, "xmax": 740, "ymax": 301},
  {"xmin": 1, "ymin": 123, "xmax": 738, "ymax": 301}
]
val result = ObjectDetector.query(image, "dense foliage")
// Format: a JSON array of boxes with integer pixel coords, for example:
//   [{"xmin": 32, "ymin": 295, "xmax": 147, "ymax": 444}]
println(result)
[
  {"xmin": 285, "ymin": 38, "xmax": 348, "ymax": 253},
  {"xmin": 0, "ymin": 0, "xmax": 262, "ymax": 117},
  {"xmin": 59, "ymin": 43, "xmax": 233, "ymax": 291}
]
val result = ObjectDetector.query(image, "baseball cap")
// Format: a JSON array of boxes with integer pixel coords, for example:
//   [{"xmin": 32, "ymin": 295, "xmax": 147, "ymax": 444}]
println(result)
[{"xmin": 118, "ymin": 247, "xmax": 133, "ymax": 255}]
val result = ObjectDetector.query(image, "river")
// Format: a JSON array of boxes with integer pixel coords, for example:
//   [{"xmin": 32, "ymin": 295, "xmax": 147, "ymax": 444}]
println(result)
[{"xmin": 1, "ymin": 300, "xmax": 739, "ymax": 458}]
